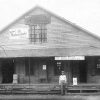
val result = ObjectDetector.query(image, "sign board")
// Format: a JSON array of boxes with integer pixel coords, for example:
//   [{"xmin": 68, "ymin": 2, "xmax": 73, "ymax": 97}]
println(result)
[
  {"xmin": 55, "ymin": 56, "xmax": 85, "ymax": 60},
  {"xmin": 73, "ymin": 77, "xmax": 77, "ymax": 85},
  {"xmin": 13, "ymin": 74, "xmax": 18, "ymax": 80},
  {"xmin": 25, "ymin": 14, "xmax": 51, "ymax": 25},
  {"xmin": 97, "ymin": 64, "xmax": 100, "ymax": 68},
  {"xmin": 43, "ymin": 65, "xmax": 46, "ymax": 70},
  {"xmin": 9, "ymin": 28, "xmax": 29, "ymax": 39},
  {"xmin": 13, "ymin": 74, "xmax": 18, "ymax": 84}
]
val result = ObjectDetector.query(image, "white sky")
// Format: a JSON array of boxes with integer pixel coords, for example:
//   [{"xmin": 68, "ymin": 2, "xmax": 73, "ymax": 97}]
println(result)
[{"xmin": 0, "ymin": 0, "xmax": 100, "ymax": 36}]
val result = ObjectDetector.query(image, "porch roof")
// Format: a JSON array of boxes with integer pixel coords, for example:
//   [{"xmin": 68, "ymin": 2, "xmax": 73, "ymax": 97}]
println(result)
[{"xmin": 0, "ymin": 47, "xmax": 100, "ymax": 58}]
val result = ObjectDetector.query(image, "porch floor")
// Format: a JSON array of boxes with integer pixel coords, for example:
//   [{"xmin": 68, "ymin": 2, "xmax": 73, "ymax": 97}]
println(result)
[
  {"xmin": 0, "ymin": 83, "xmax": 100, "ymax": 95},
  {"xmin": 68, "ymin": 83, "xmax": 100, "ymax": 94}
]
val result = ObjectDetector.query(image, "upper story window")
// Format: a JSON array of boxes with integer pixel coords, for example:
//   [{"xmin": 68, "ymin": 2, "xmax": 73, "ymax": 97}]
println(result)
[
  {"xmin": 30, "ymin": 24, "xmax": 47, "ymax": 43},
  {"xmin": 25, "ymin": 14, "xmax": 51, "ymax": 43}
]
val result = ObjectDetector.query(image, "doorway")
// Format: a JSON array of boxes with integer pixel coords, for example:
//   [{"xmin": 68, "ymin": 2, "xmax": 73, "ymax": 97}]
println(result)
[
  {"xmin": 79, "ymin": 61, "xmax": 87, "ymax": 83},
  {"xmin": 38, "ymin": 60, "xmax": 47, "ymax": 83},
  {"xmin": 71, "ymin": 60, "xmax": 87, "ymax": 83},
  {"xmin": 2, "ymin": 59, "xmax": 14, "ymax": 83}
]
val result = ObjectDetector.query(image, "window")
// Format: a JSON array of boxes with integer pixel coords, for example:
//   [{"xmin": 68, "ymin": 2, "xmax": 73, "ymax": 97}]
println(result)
[
  {"xmin": 25, "ymin": 14, "xmax": 51, "ymax": 43},
  {"xmin": 95, "ymin": 58, "xmax": 100, "ymax": 75},
  {"xmin": 29, "ymin": 24, "xmax": 47, "ymax": 43}
]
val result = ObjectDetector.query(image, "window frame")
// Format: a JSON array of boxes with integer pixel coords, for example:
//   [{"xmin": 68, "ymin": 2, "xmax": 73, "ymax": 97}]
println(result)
[{"xmin": 29, "ymin": 24, "xmax": 47, "ymax": 43}]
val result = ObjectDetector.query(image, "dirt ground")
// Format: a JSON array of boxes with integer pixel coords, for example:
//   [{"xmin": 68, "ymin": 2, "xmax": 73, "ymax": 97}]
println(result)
[{"xmin": 0, "ymin": 95, "xmax": 100, "ymax": 100}]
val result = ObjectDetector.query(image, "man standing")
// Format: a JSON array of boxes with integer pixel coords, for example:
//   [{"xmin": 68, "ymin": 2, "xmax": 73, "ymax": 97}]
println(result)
[{"xmin": 59, "ymin": 71, "xmax": 67, "ymax": 95}]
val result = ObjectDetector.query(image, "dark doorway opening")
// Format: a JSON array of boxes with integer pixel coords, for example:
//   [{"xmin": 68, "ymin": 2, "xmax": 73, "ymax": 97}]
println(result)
[
  {"xmin": 79, "ymin": 61, "xmax": 87, "ymax": 83},
  {"xmin": 2, "ymin": 59, "xmax": 14, "ymax": 83}
]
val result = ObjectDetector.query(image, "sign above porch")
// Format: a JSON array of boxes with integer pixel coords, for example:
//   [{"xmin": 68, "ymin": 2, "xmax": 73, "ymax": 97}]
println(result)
[
  {"xmin": 25, "ymin": 14, "xmax": 51, "ymax": 25},
  {"xmin": 55, "ymin": 56, "xmax": 85, "ymax": 60}
]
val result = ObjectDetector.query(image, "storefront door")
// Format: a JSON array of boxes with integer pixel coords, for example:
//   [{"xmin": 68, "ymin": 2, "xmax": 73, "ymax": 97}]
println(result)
[
  {"xmin": 2, "ymin": 59, "xmax": 14, "ymax": 83},
  {"xmin": 71, "ymin": 60, "xmax": 87, "ymax": 84},
  {"xmin": 38, "ymin": 62, "xmax": 47, "ymax": 83},
  {"xmin": 79, "ymin": 61, "xmax": 87, "ymax": 83}
]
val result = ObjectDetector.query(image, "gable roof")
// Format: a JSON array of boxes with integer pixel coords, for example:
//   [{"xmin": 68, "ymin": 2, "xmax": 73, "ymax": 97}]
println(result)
[{"xmin": 0, "ymin": 5, "xmax": 100, "ymax": 41}]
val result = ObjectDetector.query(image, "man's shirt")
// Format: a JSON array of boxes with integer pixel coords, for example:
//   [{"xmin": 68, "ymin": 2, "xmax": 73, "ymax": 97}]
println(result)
[{"xmin": 59, "ymin": 75, "xmax": 67, "ymax": 85}]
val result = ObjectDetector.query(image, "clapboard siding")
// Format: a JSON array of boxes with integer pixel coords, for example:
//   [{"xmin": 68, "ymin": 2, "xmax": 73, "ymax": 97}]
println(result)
[{"xmin": 0, "ymin": 7, "xmax": 100, "ymax": 57}]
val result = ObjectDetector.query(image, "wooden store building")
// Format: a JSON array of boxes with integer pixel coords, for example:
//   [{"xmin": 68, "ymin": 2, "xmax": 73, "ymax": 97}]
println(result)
[{"xmin": 0, "ymin": 6, "xmax": 100, "ymax": 85}]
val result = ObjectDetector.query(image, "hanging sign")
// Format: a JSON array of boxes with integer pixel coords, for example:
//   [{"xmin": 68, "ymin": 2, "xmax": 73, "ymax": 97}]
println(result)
[
  {"xmin": 55, "ymin": 56, "xmax": 85, "ymax": 60},
  {"xmin": 43, "ymin": 65, "xmax": 46, "ymax": 70},
  {"xmin": 97, "ymin": 64, "xmax": 100, "ymax": 68},
  {"xmin": 25, "ymin": 14, "xmax": 51, "ymax": 25},
  {"xmin": 73, "ymin": 77, "xmax": 77, "ymax": 85},
  {"xmin": 9, "ymin": 28, "xmax": 29, "ymax": 39}
]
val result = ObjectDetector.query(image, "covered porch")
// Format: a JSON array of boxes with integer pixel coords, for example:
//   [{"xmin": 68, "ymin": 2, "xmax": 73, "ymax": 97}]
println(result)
[
  {"xmin": 0, "ymin": 83, "xmax": 99, "ymax": 95},
  {"xmin": 0, "ymin": 56, "xmax": 100, "ymax": 84},
  {"xmin": 0, "ymin": 55, "xmax": 99, "ymax": 94}
]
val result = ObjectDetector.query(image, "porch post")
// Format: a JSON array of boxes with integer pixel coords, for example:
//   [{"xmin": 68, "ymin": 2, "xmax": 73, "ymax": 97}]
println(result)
[
  {"xmin": 28, "ymin": 57, "xmax": 31, "ymax": 84},
  {"xmin": 67, "ymin": 60, "xmax": 70, "ymax": 85}
]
